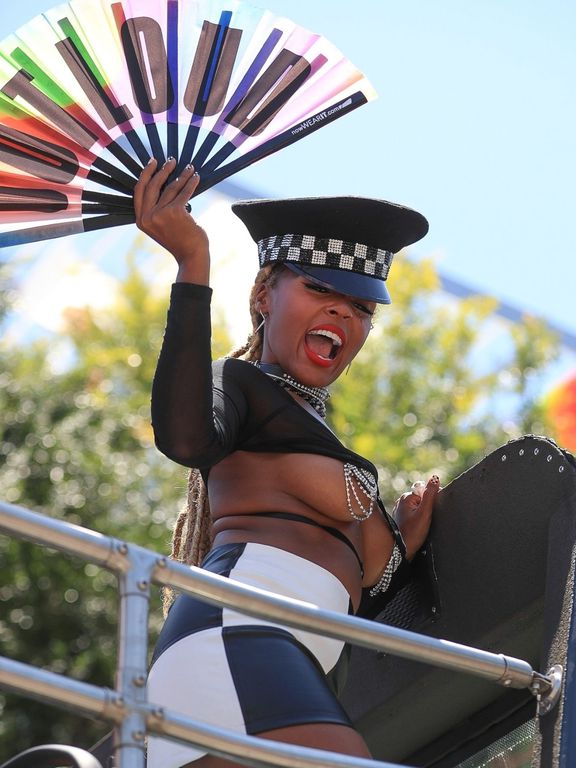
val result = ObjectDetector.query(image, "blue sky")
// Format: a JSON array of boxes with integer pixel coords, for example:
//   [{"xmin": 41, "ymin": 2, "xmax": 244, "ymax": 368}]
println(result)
[{"xmin": 1, "ymin": 0, "xmax": 575, "ymax": 358}]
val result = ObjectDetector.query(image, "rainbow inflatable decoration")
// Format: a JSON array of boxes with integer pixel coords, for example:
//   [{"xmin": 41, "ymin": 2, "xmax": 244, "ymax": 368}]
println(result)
[
  {"xmin": 545, "ymin": 372, "xmax": 576, "ymax": 453},
  {"xmin": 0, "ymin": 0, "xmax": 375, "ymax": 246}
]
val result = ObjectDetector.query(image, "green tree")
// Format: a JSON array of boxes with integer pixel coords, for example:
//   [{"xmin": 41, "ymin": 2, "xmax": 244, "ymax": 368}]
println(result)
[
  {"xmin": 0, "ymin": 257, "xmax": 14, "ymax": 320},
  {"xmin": 0, "ymin": 241, "xmax": 234, "ymax": 757},
  {"xmin": 331, "ymin": 258, "xmax": 558, "ymax": 498},
  {"xmin": 0, "ymin": 248, "xmax": 559, "ymax": 757}
]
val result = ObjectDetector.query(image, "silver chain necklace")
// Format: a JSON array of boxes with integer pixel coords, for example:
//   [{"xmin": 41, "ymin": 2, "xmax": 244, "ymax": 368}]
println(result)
[
  {"xmin": 252, "ymin": 361, "xmax": 330, "ymax": 418},
  {"xmin": 252, "ymin": 361, "xmax": 378, "ymax": 525}
]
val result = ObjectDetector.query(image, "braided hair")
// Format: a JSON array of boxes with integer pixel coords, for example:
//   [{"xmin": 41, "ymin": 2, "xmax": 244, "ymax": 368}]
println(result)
[{"xmin": 163, "ymin": 263, "xmax": 284, "ymax": 614}]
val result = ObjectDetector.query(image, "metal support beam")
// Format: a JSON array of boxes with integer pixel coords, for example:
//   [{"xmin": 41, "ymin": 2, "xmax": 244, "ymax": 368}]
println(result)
[
  {"xmin": 0, "ymin": 499, "xmax": 559, "ymax": 694},
  {"xmin": 154, "ymin": 555, "xmax": 550, "ymax": 693},
  {"xmin": 0, "ymin": 657, "xmax": 403, "ymax": 768},
  {"xmin": 114, "ymin": 545, "xmax": 155, "ymax": 768},
  {"xmin": 0, "ymin": 498, "xmax": 564, "ymax": 767},
  {"xmin": 0, "ymin": 656, "xmax": 125, "ymax": 724}
]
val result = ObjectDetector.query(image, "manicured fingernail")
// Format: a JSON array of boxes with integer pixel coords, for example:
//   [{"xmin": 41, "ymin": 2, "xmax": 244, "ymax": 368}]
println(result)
[
  {"xmin": 411, "ymin": 481, "xmax": 425, "ymax": 497},
  {"xmin": 147, "ymin": 157, "xmax": 155, "ymax": 165}
]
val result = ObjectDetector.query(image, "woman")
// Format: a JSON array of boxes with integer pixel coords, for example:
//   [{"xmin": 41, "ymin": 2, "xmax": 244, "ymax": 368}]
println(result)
[{"xmin": 135, "ymin": 157, "xmax": 439, "ymax": 768}]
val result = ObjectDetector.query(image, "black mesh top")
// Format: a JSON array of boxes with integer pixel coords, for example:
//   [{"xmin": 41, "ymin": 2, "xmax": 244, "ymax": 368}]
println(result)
[
  {"xmin": 151, "ymin": 281, "xmax": 410, "ymax": 618},
  {"xmin": 151, "ymin": 281, "xmax": 379, "ymax": 481}
]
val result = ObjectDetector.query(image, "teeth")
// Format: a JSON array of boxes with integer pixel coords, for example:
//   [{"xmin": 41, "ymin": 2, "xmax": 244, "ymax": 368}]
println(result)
[{"xmin": 308, "ymin": 329, "xmax": 342, "ymax": 346}]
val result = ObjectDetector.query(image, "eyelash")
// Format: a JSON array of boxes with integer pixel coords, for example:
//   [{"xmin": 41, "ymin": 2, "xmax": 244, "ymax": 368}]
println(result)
[
  {"xmin": 304, "ymin": 282, "xmax": 374, "ymax": 317},
  {"xmin": 305, "ymin": 282, "xmax": 329, "ymax": 294},
  {"xmin": 354, "ymin": 302, "xmax": 375, "ymax": 317}
]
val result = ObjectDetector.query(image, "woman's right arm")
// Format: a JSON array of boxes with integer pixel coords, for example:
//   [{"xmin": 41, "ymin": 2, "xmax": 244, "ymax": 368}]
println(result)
[{"xmin": 134, "ymin": 160, "xmax": 240, "ymax": 467}]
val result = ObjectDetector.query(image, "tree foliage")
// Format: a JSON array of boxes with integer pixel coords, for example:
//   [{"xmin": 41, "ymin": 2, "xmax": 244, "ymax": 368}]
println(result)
[
  {"xmin": 330, "ymin": 258, "xmax": 558, "ymax": 498},
  {"xmin": 0, "ymin": 249, "xmax": 559, "ymax": 757},
  {"xmin": 0, "ymin": 249, "xmax": 234, "ymax": 756}
]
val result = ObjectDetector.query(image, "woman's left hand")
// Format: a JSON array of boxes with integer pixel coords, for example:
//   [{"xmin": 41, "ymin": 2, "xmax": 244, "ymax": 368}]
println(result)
[{"xmin": 394, "ymin": 475, "xmax": 440, "ymax": 560}]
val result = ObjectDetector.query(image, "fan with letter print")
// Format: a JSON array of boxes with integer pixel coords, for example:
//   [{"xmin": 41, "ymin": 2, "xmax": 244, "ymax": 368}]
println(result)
[{"xmin": 0, "ymin": 0, "xmax": 375, "ymax": 247}]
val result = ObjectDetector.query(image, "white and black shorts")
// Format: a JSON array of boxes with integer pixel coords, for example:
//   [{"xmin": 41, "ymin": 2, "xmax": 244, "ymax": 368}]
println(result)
[{"xmin": 146, "ymin": 542, "xmax": 353, "ymax": 768}]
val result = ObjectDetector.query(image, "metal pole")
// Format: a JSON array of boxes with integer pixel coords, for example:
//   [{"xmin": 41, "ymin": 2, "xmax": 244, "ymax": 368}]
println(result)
[
  {"xmin": 155, "ymin": 558, "xmax": 539, "ymax": 690},
  {"xmin": 0, "ymin": 652, "xmax": 561, "ymax": 768},
  {"xmin": 144, "ymin": 705, "xmax": 404, "ymax": 768},
  {"xmin": 114, "ymin": 546, "xmax": 156, "ymax": 768},
  {"xmin": 0, "ymin": 656, "xmax": 125, "ymax": 724},
  {"xmin": 0, "ymin": 500, "xmax": 129, "ymax": 573},
  {"xmin": 1, "ymin": 498, "xmax": 565, "ymax": 766},
  {"xmin": 0, "ymin": 657, "xmax": 405, "ymax": 768},
  {"xmin": 0, "ymin": 499, "xmax": 554, "ymax": 693}
]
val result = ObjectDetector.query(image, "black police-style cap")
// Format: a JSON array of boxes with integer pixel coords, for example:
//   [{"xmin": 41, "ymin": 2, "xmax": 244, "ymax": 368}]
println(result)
[{"xmin": 232, "ymin": 196, "xmax": 429, "ymax": 304}]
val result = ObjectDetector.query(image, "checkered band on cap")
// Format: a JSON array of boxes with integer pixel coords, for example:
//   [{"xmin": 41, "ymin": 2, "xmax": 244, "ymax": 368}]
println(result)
[{"xmin": 257, "ymin": 233, "xmax": 394, "ymax": 280}]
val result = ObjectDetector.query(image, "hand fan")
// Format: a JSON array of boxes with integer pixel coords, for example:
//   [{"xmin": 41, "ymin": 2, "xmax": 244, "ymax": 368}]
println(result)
[{"xmin": 0, "ymin": 0, "xmax": 376, "ymax": 247}]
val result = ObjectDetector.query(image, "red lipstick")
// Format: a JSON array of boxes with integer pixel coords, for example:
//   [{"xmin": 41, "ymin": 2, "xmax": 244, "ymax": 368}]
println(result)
[{"xmin": 304, "ymin": 324, "xmax": 346, "ymax": 367}]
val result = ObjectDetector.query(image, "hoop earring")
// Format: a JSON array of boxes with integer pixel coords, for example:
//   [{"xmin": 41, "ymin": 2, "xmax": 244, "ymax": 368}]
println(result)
[{"xmin": 254, "ymin": 312, "xmax": 266, "ymax": 334}]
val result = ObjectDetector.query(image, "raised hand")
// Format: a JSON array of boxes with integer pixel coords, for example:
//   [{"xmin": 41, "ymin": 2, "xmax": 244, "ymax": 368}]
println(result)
[{"xmin": 133, "ymin": 158, "xmax": 210, "ymax": 284}]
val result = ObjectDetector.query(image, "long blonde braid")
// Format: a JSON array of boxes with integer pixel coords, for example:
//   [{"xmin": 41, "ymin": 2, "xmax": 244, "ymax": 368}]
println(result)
[{"xmin": 163, "ymin": 263, "xmax": 283, "ymax": 614}]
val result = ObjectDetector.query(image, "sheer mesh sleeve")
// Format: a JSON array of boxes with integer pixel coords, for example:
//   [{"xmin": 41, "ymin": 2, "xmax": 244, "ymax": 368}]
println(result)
[{"xmin": 151, "ymin": 282, "xmax": 247, "ymax": 468}]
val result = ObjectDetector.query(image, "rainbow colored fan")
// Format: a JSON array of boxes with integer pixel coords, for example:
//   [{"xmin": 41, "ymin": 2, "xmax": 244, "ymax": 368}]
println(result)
[{"xmin": 0, "ymin": 0, "xmax": 375, "ymax": 247}]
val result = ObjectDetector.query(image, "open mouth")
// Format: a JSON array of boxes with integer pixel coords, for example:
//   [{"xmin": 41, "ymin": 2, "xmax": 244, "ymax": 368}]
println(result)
[{"xmin": 304, "ymin": 326, "xmax": 345, "ymax": 366}]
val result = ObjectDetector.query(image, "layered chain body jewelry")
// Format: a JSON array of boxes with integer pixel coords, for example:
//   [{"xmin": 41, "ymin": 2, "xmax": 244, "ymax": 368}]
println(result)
[
  {"xmin": 344, "ymin": 463, "xmax": 378, "ymax": 521},
  {"xmin": 368, "ymin": 543, "xmax": 403, "ymax": 596},
  {"xmin": 252, "ymin": 362, "xmax": 379, "ymax": 521},
  {"xmin": 252, "ymin": 361, "xmax": 330, "ymax": 417}
]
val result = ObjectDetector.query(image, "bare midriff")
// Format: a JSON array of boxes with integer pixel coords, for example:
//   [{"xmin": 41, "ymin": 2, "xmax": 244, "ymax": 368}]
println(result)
[{"xmin": 209, "ymin": 450, "xmax": 368, "ymax": 610}]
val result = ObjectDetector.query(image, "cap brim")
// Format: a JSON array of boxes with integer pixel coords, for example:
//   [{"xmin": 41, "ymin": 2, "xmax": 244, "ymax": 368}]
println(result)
[{"xmin": 285, "ymin": 263, "xmax": 391, "ymax": 304}]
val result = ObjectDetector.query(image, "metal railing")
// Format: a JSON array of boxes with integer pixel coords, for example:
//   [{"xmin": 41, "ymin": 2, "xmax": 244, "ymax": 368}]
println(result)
[{"xmin": 0, "ymin": 500, "xmax": 563, "ymax": 768}]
